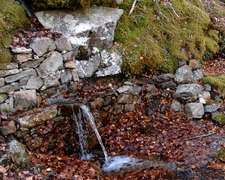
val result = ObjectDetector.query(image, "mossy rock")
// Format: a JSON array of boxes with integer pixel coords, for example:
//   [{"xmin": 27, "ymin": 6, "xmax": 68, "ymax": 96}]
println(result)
[
  {"xmin": 114, "ymin": 0, "xmax": 222, "ymax": 74},
  {"xmin": 212, "ymin": 112, "xmax": 225, "ymax": 125},
  {"xmin": 203, "ymin": 75, "xmax": 225, "ymax": 95},
  {"xmin": 0, "ymin": 0, "xmax": 29, "ymax": 64}
]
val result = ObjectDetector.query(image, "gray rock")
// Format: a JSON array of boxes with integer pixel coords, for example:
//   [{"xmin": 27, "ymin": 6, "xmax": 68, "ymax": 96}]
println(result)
[
  {"xmin": 204, "ymin": 104, "xmax": 221, "ymax": 113},
  {"xmin": 117, "ymin": 84, "xmax": 142, "ymax": 95},
  {"xmin": 76, "ymin": 54, "xmax": 101, "ymax": 78},
  {"xmin": 153, "ymin": 73, "xmax": 175, "ymax": 83},
  {"xmin": 8, "ymin": 140, "xmax": 29, "ymax": 168},
  {"xmin": 17, "ymin": 106, "xmax": 58, "ymax": 129},
  {"xmin": 30, "ymin": 37, "xmax": 56, "ymax": 56},
  {"xmin": 178, "ymin": 60, "xmax": 187, "ymax": 67},
  {"xmin": 160, "ymin": 81, "xmax": 177, "ymax": 89},
  {"xmin": 96, "ymin": 51, "xmax": 122, "ymax": 77},
  {"xmin": 0, "ymin": 94, "xmax": 8, "ymax": 103},
  {"xmin": 38, "ymin": 51, "xmax": 63, "ymax": 77},
  {"xmin": 60, "ymin": 70, "xmax": 72, "ymax": 84},
  {"xmin": 35, "ymin": 7, "xmax": 123, "ymax": 48},
  {"xmin": 193, "ymin": 69, "xmax": 204, "ymax": 81},
  {"xmin": 175, "ymin": 65, "xmax": 193, "ymax": 83},
  {"xmin": 14, "ymin": 90, "xmax": 37, "ymax": 110},
  {"xmin": 0, "ymin": 83, "xmax": 20, "ymax": 93},
  {"xmin": 55, "ymin": 37, "xmax": 72, "ymax": 52},
  {"xmin": 26, "ymin": 76, "xmax": 43, "ymax": 90},
  {"xmin": 0, "ymin": 69, "xmax": 20, "ymax": 78},
  {"xmin": 21, "ymin": 58, "xmax": 44, "ymax": 69},
  {"xmin": 171, "ymin": 100, "xmax": 182, "ymax": 112},
  {"xmin": 185, "ymin": 103, "xmax": 204, "ymax": 119},
  {"xmin": 0, "ymin": 63, "xmax": 18, "ymax": 70},
  {"xmin": 15, "ymin": 53, "xmax": 32, "ymax": 63},
  {"xmin": 204, "ymin": 84, "xmax": 212, "ymax": 92},
  {"xmin": 41, "ymin": 73, "xmax": 61, "ymax": 90},
  {"xmin": 11, "ymin": 47, "xmax": 32, "ymax": 54},
  {"xmin": 174, "ymin": 84, "xmax": 203, "ymax": 101},
  {"xmin": 5, "ymin": 69, "xmax": 36, "ymax": 83},
  {"xmin": 0, "ymin": 78, "xmax": 4, "ymax": 87}
]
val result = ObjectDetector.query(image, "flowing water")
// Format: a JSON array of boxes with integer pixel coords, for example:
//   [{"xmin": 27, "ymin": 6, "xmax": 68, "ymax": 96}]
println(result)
[
  {"xmin": 80, "ymin": 104, "xmax": 109, "ymax": 162},
  {"xmin": 72, "ymin": 105, "xmax": 92, "ymax": 160}
]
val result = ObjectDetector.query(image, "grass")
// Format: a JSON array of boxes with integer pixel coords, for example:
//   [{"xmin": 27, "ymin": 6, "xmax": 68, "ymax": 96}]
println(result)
[
  {"xmin": 114, "ymin": 0, "xmax": 222, "ymax": 75},
  {"xmin": 0, "ymin": 0, "xmax": 29, "ymax": 64},
  {"xmin": 203, "ymin": 75, "xmax": 225, "ymax": 95}
]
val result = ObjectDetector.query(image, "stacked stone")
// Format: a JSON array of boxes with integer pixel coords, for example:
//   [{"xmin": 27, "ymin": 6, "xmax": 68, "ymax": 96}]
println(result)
[
  {"xmin": 0, "ymin": 7, "xmax": 124, "ymax": 113},
  {"xmin": 171, "ymin": 60, "xmax": 220, "ymax": 119}
]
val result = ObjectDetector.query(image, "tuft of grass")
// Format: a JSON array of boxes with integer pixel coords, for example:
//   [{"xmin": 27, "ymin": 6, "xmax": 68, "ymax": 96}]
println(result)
[
  {"xmin": 115, "ymin": 0, "xmax": 221, "ymax": 74},
  {"xmin": 212, "ymin": 112, "xmax": 225, "ymax": 125},
  {"xmin": 0, "ymin": 0, "xmax": 29, "ymax": 64},
  {"xmin": 203, "ymin": 75, "xmax": 225, "ymax": 95},
  {"xmin": 217, "ymin": 147, "xmax": 225, "ymax": 162}
]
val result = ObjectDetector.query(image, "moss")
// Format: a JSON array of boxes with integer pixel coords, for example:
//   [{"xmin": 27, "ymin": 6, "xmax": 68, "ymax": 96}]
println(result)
[
  {"xmin": 0, "ymin": 0, "xmax": 29, "ymax": 64},
  {"xmin": 217, "ymin": 148, "xmax": 225, "ymax": 162},
  {"xmin": 203, "ymin": 75, "xmax": 225, "ymax": 95},
  {"xmin": 115, "ymin": 0, "xmax": 221, "ymax": 74},
  {"xmin": 26, "ymin": 0, "xmax": 116, "ymax": 10},
  {"xmin": 212, "ymin": 112, "xmax": 225, "ymax": 125}
]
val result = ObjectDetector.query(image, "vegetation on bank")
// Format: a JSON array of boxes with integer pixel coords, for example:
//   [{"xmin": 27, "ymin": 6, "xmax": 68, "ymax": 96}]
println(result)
[
  {"xmin": 0, "ymin": 0, "xmax": 29, "ymax": 64},
  {"xmin": 203, "ymin": 75, "xmax": 225, "ymax": 95},
  {"xmin": 115, "ymin": 0, "xmax": 223, "ymax": 74}
]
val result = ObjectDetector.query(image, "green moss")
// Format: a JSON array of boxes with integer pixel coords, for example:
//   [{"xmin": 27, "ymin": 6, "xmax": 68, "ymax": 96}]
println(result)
[
  {"xmin": 217, "ymin": 148, "xmax": 225, "ymax": 162},
  {"xmin": 115, "ymin": 0, "xmax": 220, "ymax": 74},
  {"xmin": 212, "ymin": 112, "xmax": 225, "ymax": 125},
  {"xmin": 0, "ymin": 0, "xmax": 29, "ymax": 64},
  {"xmin": 203, "ymin": 75, "xmax": 225, "ymax": 95}
]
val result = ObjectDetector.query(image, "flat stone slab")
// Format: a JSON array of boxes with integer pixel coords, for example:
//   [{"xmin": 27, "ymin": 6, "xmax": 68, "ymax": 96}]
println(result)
[{"xmin": 35, "ymin": 7, "xmax": 123, "ymax": 48}]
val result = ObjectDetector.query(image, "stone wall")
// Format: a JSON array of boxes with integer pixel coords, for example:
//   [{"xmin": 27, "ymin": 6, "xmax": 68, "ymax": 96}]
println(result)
[{"xmin": 0, "ymin": 6, "xmax": 123, "ymax": 113}]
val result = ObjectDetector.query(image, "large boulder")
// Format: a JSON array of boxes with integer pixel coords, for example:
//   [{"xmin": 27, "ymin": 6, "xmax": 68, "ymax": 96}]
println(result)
[{"xmin": 35, "ymin": 7, "xmax": 123, "ymax": 49}]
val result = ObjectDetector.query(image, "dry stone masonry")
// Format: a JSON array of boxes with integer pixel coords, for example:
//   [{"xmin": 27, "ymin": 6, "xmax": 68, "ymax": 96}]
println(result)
[{"xmin": 0, "ymin": 7, "xmax": 123, "ymax": 113}]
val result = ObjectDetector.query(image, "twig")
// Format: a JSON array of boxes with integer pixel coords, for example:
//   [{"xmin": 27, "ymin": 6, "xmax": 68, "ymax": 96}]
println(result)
[
  {"xmin": 129, "ymin": 0, "xmax": 138, "ymax": 15},
  {"xmin": 186, "ymin": 132, "xmax": 216, "ymax": 141}
]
